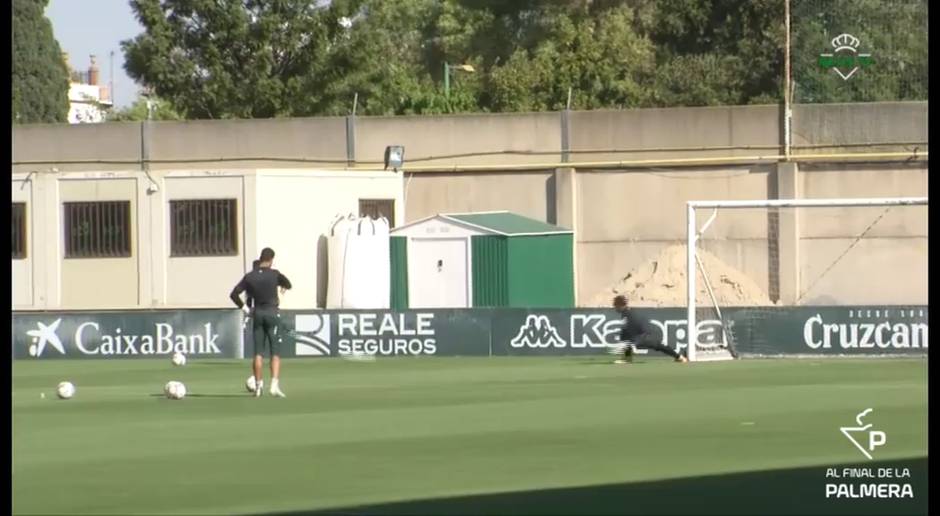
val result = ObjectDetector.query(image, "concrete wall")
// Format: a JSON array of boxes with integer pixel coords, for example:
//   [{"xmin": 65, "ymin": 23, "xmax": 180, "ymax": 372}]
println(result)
[
  {"xmin": 403, "ymin": 171, "xmax": 553, "ymax": 223},
  {"xmin": 13, "ymin": 122, "xmax": 142, "ymax": 173},
  {"xmin": 792, "ymin": 102, "xmax": 928, "ymax": 149},
  {"xmin": 575, "ymin": 166, "xmax": 775, "ymax": 306},
  {"xmin": 357, "ymin": 112, "xmax": 562, "ymax": 167},
  {"xmin": 796, "ymin": 163, "xmax": 928, "ymax": 305},
  {"xmin": 568, "ymin": 106, "xmax": 780, "ymax": 162},
  {"xmin": 148, "ymin": 118, "xmax": 348, "ymax": 170},
  {"xmin": 13, "ymin": 103, "xmax": 926, "ymax": 173}
]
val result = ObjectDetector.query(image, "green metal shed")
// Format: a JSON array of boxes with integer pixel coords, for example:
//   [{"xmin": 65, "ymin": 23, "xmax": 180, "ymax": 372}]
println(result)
[{"xmin": 389, "ymin": 211, "xmax": 574, "ymax": 309}]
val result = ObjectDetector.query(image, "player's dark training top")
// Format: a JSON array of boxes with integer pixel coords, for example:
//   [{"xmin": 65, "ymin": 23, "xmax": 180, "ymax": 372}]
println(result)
[
  {"xmin": 618, "ymin": 307, "xmax": 655, "ymax": 342},
  {"xmin": 230, "ymin": 267, "xmax": 292, "ymax": 311},
  {"xmin": 245, "ymin": 260, "xmax": 261, "ymax": 309}
]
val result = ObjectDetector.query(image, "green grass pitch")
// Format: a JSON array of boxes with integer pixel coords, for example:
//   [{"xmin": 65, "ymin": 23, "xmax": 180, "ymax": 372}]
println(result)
[{"xmin": 13, "ymin": 357, "xmax": 928, "ymax": 515}]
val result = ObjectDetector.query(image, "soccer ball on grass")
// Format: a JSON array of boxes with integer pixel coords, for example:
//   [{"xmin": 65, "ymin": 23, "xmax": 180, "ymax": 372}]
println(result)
[
  {"xmin": 164, "ymin": 381, "xmax": 187, "ymax": 400},
  {"xmin": 56, "ymin": 381, "xmax": 75, "ymax": 400},
  {"xmin": 246, "ymin": 375, "xmax": 257, "ymax": 393},
  {"xmin": 171, "ymin": 351, "xmax": 187, "ymax": 367}
]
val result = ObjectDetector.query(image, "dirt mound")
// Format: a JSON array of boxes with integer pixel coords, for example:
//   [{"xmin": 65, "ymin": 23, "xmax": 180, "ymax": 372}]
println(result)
[{"xmin": 589, "ymin": 244, "xmax": 775, "ymax": 307}]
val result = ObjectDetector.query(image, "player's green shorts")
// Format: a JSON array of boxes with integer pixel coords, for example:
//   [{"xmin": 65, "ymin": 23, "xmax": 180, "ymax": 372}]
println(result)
[{"xmin": 252, "ymin": 310, "xmax": 282, "ymax": 357}]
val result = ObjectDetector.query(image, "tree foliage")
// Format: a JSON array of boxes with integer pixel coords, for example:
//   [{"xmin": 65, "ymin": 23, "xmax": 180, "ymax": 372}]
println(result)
[
  {"xmin": 790, "ymin": 0, "xmax": 928, "ymax": 103},
  {"xmin": 122, "ymin": 0, "xmax": 927, "ymax": 119},
  {"xmin": 107, "ymin": 95, "xmax": 183, "ymax": 122},
  {"xmin": 13, "ymin": 0, "xmax": 70, "ymax": 123}
]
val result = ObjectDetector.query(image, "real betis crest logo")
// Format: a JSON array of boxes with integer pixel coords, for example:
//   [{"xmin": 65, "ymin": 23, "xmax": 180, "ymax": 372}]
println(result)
[{"xmin": 818, "ymin": 33, "xmax": 873, "ymax": 80}]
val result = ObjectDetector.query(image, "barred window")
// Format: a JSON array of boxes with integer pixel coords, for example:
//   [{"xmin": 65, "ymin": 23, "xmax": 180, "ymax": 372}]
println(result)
[
  {"xmin": 359, "ymin": 199, "xmax": 395, "ymax": 227},
  {"xmin": 64, "ymin": 201, "xmax": 132, "ymax": 258},
  {"xmin": 12, "ymin": 203, "xmax": 26, "ymax": 259},
  {"xmin": 170, "ymin": 199, "xmax": 238, "ymax": 257}
]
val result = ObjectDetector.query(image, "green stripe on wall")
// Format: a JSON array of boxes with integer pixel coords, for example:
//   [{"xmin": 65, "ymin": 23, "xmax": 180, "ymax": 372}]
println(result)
[
  {"xmin": 390, "ymin": 237, "xmax": 409, "ymax": 310},
  {"xmin": 471, "ymin": 235, "xmax": 509, "ymax": 307}
]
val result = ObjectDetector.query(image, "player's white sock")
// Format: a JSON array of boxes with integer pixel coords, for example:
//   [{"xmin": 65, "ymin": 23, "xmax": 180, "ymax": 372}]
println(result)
[
  {"xmin": 271, "ymin": 379, "xmax": 285, "ymax": 398},
  {"xmin": 255, "ymin": 379, "xmax": 263, "ymax": 397}
]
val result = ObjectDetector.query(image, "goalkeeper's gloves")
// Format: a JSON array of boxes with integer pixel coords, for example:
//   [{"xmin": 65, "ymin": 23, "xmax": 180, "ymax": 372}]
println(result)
[{"xmin": 241, "ymin": 306, "xmax": 251, "ymax": 317}]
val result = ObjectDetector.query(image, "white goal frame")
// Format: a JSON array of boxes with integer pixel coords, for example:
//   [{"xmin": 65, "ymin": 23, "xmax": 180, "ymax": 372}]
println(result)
[{"xmin": 686, "ymin": 196, "xmax": 928, "ymax": 362}]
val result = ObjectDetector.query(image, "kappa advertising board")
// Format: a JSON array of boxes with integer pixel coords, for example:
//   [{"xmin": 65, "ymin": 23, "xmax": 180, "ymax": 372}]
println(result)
[
  {"xmin": 12, "ymin": 310, "xmax": 242, "ymax": 360},
  {"xmin": 272, "ymin": 310, "xmax": 491, "ymax": 358},
  {"xmin": 492, "ymin": 307, "xmax": 928, "ymax": 357},
  {"xmin": 491, "ymin": 308, "xmax": 702, "ymax": 356}
]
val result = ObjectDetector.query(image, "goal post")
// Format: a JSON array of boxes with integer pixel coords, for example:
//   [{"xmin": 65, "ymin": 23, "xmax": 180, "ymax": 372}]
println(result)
[{"xmin": 686, "ymin": 196, "xmax": 928, "ymax": 362}]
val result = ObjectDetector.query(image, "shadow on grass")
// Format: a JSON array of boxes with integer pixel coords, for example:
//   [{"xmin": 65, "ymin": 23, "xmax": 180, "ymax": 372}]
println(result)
[
  {"xmin": 189, "ymin": 360, "xmax": 244, "ymax": 367},
  {"xmin": 576, "ymin": 359, "xmax": 653, "ymax": 366},
  {"xmin": 147, "ymin": 393, "xmax": 249, "ymax": 399},
  {"xmin": 262, "ymin": 458, "xmax": 926, "ymax": 516}
]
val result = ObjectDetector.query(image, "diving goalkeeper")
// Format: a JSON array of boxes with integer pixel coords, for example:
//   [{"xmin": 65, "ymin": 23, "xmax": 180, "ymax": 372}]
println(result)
[{"xmin": 612, "ymin": 295, "xmax": 687, "ymax": 364}]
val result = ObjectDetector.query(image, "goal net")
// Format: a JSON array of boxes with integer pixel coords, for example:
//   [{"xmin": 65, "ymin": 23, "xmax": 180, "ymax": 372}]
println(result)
[{"xmin": 686, "ymin": 197, "xmax": 928, "ymax": 361}]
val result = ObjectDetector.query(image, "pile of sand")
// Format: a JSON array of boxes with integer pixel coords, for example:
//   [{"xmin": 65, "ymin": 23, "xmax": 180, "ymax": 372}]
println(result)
[{"xmin": 588, "ymin": 244, "xmax": 775, "ymax": 307}]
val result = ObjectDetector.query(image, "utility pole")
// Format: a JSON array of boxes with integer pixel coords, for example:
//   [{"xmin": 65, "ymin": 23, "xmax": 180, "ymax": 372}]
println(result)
[
  {"xmin": 444, "ymin": 62, "xmax": 450, "ymax": 98},
  {"xmin": 443, "ymin": 62, "xmax": 475, "ymax": 98},
  {"xmin": 109, "ymin": 51, "xmax": 115, "ymax": 106}
]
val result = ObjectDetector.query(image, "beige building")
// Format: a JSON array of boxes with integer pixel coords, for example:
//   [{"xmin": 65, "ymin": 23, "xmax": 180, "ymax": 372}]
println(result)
[{"xmin": 12, "ymin": 168, "xmax": 402, "ymax": 310}]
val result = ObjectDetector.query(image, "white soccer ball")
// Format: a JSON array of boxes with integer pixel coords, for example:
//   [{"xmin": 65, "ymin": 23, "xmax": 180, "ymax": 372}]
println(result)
[
  {"xmin": 164, "ymin": 381, "xmax": 186, "ymax": 400},
  {"xmin": 56, "ymin": 381, "xmax": 75, "ymax": 400},
  {"xmin": 246, "ymin": 375, "xmax": 257, "ymax": 393},
  {"xmin": 171, "ymin": 352, "xmax": 187, "ymax": 367}
]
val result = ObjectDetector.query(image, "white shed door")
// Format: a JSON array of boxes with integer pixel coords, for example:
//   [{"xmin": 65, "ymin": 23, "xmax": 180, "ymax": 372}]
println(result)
[{"xmin": 407, "ymin": 238, "xmax": 469, "ymax": 308}]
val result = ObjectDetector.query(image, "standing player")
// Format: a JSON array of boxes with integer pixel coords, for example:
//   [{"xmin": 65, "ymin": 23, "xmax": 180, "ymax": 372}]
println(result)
[
  {"xmin": 230, "ymin": 248, "xmax": 293, "ymax": 397},
  {"xmin": 612, "ymin": 295, "xmax": 688, "ymax": 364}
]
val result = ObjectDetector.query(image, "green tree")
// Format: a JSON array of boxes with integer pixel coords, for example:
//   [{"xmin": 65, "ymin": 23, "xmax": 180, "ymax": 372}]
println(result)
[
  {"xmin": 12, "ymin": 0, "xmax": 70, "ymax": 123},
  {"xmin": 307, "ymin": 0, "xmax": 453, "ymax": 115},
  {"xmin": 107, "ymin": 96, "xmax": 183, "ymax": 122},
  {"xmin": 647, "ymin": 0, "xmax": 785, "ymax": 106},
  {"xmin": 122, "ymin": 0, "xmax": 925, "ymax": 118},
  {"xmin": 486, "ymin": 4, "xmax": 656, "ymax": 111},
  {"xmin": 790, "ymin": 0, "xmax": 927, "ymax": 103},
  {"xmin": 122, "ymin": 0, "xmax": 336, "ymax": 119}
]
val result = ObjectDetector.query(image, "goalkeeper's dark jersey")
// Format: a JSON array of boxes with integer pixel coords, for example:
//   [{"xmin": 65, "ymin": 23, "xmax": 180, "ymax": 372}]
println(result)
[{"xmin": 618, "ymin": 308, "xmax": 654, "ymax": 341}]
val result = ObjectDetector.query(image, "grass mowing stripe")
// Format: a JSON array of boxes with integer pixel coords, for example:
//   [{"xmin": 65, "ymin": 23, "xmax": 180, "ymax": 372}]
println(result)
[{"xmin": 14, "ymin": 357, "xmax": 927, "ymax": 515}]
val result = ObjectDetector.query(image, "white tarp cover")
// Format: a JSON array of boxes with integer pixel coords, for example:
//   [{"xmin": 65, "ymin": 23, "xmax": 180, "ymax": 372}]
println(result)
[{"xmin": 326, "ymin": 214, "xmax": 390, "ymax": 309}]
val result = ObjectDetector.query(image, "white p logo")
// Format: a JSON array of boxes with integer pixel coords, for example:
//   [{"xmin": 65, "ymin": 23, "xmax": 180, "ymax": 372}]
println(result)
[{"xmin": 840, "ymin": 408, "xmax": 886, "ymax": 460}]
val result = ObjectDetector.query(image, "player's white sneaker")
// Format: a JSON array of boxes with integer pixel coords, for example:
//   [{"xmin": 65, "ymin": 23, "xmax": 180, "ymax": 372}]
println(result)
[
  {"xmin": 614, "ymin": 359, "xmax": 629, "ymax": 364},
  {"xmin": 270, "ymin": 379, "xmax": 286, "ymax": 398},
  {"xmin": 255, "ymin": 380, "xmax": 263, "ymax": 398}
]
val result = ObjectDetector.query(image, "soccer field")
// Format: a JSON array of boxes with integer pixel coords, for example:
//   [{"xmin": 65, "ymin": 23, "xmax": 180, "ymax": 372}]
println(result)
[{"xmin": 12, "ymin": 357, "xmax": 928, "ymax": 515}]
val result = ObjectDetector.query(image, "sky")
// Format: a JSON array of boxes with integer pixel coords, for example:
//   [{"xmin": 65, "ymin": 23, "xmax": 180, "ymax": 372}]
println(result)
[{"xmin": 46, "ymin": 0, "xmax": 145, "ymax": 108}]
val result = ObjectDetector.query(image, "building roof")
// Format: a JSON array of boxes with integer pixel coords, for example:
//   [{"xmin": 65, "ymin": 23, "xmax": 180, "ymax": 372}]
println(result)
[
  {"xmin": 390, "ymin": 211, "xmax": 572, "ymax": 237},
  {"xmin": 442, "ymin": 211, "xmax": 572, "ymax": 236}
]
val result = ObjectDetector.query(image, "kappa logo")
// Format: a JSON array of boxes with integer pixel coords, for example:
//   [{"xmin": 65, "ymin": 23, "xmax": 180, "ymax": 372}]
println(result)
[
  {"xmin": 818, "ymin": 33, "xmax": 873, "ymax": 81},
  {"xmin": 841, "ymin": 408, "xmax": 887, "ymax": 460},
  {"xmin": 511, "ymin": 315, "xmax": 566, "ymax": 348},
  {"xmin": 26, "ymin": 319, "xmax": 66, "ymax": 357},
  {"xmin": 293, "ymin": 314, "xmax": 331, "ymax": 356}
]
